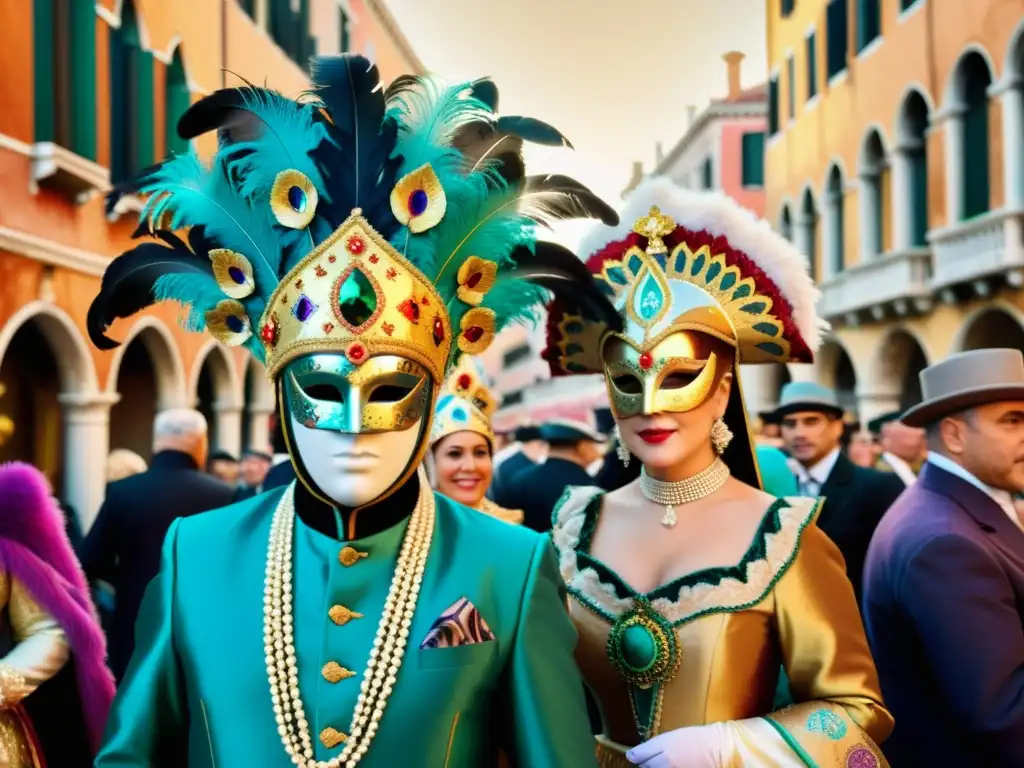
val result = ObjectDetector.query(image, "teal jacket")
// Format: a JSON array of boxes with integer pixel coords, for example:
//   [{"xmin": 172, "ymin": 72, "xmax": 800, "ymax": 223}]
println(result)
[{"xmin": 97, "ymin": 487, "xmax": 597, "ymax": 767}]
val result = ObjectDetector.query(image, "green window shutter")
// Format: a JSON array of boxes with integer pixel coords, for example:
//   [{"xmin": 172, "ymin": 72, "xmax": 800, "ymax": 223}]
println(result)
[
  {"xmin": 741, "ymin": 132, "xmax": 765, "ymax": 187},
  {"xmin": 826, "ymin": 0, "xmax": 848, "ymax": 79},
  {"xmin": 134, "ymin": 49, "xmax": 155, "ymax": 171},
  {"xmin": 33, "ymin": 0, "xmax": 56, "ymax": 143},
  {"xmin": 69, "ymin": 0, "xmax": 97, "ymax": 159},
  {"xmin": 857, "ymin": 0, "xmax": 880, "ymax": 52},
  {"xmin": 900, "ymin": 0, "xmax": 919, "ymax": 9},
  {"xmin": 787, "ymin": 55, "xmax": 795, "ymax": 120},
  {"xmin": 702, "ymin": 157, "xmax": 713, "ymax": 189},
  {"xmin": 240, "ymin": 0, "xmax": 256, "ymax": 17},
  {"xmin": 768, "ymin": 76, "xmax": 779, "ymax": 134},
  {"xmin": 962, "ymin": 100, "xmax": 990, "ymax": 219},
  {"xmin": 910, "ymin": 149, "xmax": 928, "ymax": 245},
  {"xmin": 806, "ymin": 32, "xmax": 817, "ymax": 100},
  {"xmin": 109, "ymin": 25, "xmax": 128, "ymax": 182},
  {"xmin": 165, "ymin": 55, "xmax": 190, "ymax": 156}
]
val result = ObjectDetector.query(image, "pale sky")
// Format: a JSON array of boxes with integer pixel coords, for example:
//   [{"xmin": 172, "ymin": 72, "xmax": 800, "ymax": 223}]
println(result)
[{"xmin": 385, "ymin": 0, "xmax": 767, "ymax": 248}]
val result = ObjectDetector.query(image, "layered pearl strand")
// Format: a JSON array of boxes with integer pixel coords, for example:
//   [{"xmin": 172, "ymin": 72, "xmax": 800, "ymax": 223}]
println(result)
[
  {"xmin": 639, "ymin": 457, "xmax": 731, "ymax": 527},
  {"xmin": 264, "ymin": 471, "xmax": 435, "ymax": 767}
]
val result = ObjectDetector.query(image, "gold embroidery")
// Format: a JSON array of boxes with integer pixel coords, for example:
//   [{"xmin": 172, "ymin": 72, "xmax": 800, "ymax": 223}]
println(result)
[
  {"xmin": 0, "ymin": 664, "xmax": 26, "ymax": 707},
  {"xmin": 319, "ymin": 727, "xmax": 348, "ymax": 749},
  {"xmin": 338, "ymin": 547, "xmax": 368, "ymax": 567},
  {"xmin": 476, "ymin": 498, "xmax": 524, "ymax": 525},
  {"xmin": 328, "ymin": 605, "xmax": 364, "ymax": 625},
  {"xmin": 321, "ymin": 662, "xmax": 356, "ymax": 683},
  {"xmin": 0, "ymin": 707, "xmax": 43, "ymax": 768},
  {"xmin": 552, "ymin": 489, "xmax": 821, "ymax": 624},
  {"xmin": 443, "ymin": 712, "xmax": 460, "ymax": 768}
]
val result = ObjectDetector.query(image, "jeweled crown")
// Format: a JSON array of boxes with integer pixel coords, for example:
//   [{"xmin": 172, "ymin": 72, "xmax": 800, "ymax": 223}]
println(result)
[{"xmin": 430, "ymin": 355, "xmax": 497, "ymax": 446}]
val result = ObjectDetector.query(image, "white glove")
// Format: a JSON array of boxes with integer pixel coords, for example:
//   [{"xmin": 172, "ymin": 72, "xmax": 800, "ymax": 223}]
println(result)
[{"xmin": 625, "ymin": 723, "xmax": 727, "ymax": 768}]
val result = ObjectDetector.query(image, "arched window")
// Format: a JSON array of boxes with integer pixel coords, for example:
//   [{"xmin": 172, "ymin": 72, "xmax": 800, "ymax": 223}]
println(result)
[
  {"xmin": 896, "ymin": 89, "xmax": 930, "ymax": 247},
  {"xmin": 165, "ymin": 49, "xmax": 190, "ymax": 157},
  {"xmin": 33, "ymin": 0, "xmax": 97, "ymax": 158},
  {"xmin": 958, "ymin": 52, "xmax": 993, "ymax": 219},
  {"xmin": 825, "ymin": 165, "xmax": 845, "ymax": 276},
  {"xmin": 110, "ymin": 0, "xmax": 154, "ymax": 183},
  {"xmin": 858, "ymin": 128, "xmax": 886, "ymax": 259},
  {"xmin": 779, "ymin": 204, "xmax": 793, "ymax": 241},
  {"xmin": 799, "ymin": 188, "xmax": 819, "ymax": 281}
]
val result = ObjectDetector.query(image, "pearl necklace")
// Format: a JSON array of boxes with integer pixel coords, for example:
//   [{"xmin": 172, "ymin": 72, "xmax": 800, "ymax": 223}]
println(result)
[
  {"xmin": 264, "ymin": 469, "xmax": 435, "ymax": 767},
  {"xmin": 639, "ymin": 458, "xmax": 730, "ymax": 528}
]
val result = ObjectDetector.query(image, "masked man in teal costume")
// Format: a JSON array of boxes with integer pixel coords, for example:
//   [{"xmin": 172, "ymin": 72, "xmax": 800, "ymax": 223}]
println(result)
[{"xmin": 86, "ymin": 55, "xmax": 622, "ymax": 767}]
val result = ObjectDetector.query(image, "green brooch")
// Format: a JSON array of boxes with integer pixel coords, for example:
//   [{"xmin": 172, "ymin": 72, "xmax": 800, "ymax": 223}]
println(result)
[{"xmin": 606, "ymin": 597, "xmax": 681, "ymax": 689}]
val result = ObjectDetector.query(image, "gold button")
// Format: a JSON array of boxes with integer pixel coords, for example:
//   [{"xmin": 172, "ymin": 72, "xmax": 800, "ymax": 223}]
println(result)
[
  {"xmin": 338, "ymin": 546, "xmax": 368, "ymax": 567},
  {"xmin": 320, "ymin": 726, "xmax": 347, "ymax": 749},
  {"xmin": 322, "ymin": 661, "xmax": 356, "ymax": 683},
  {"xmin": 328, "ymin": 604, "xmax": 363, "ymax": 626}
]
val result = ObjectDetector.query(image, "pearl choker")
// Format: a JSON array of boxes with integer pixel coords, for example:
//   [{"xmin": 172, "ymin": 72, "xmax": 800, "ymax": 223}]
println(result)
[
  {"xmin": 639, "ymin": 458, "xmax": 731, "ymax": 527},
  {"xmin": 264, "ymin": 468, "xmax": 435, "ymax": 767}
]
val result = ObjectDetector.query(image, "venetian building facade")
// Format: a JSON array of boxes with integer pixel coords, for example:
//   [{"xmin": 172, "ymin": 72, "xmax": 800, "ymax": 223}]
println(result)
[
  {"xmin": 0, "ymin": 0, "xmax": 421, "ymax": 528},
  {"xmin": 763, "ymin": 0, "xmax": 1024, "ymax": 422}
]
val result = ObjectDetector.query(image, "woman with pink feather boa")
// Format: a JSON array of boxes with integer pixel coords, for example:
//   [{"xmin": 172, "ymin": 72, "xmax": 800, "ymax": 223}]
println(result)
[{"xmin": 0, "ymin": 461, "xmax": 114, "ymax": 766}]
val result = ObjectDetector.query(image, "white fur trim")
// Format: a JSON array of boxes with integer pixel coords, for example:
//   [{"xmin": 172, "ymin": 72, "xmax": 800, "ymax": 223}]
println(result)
[{"xmin": 579, "ymin": 177, "xmax": 828, "ymax": 352}]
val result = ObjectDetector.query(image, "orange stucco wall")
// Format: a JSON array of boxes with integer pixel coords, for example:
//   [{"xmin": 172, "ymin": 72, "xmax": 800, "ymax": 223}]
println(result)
[
  {"xmin": 721, "ymin": 117, "xmax": 768, "ymax": 217},
  {"xmin": 765, "ymin": 0, "xmax": 1021, "ymax": 274}
]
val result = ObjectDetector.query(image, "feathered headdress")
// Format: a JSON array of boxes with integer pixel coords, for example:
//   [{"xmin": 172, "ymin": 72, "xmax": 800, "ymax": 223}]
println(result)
[
  {"xmin": 88, "ymin": 55, "xmax": 621, "ymax": 385},
  {"xmin": 544, "ymin": 177, "xmax": 827, "ymax": 376},
  {"xmin": 429, "ymin": 355, "xmax": 497, "ymax": 447}
]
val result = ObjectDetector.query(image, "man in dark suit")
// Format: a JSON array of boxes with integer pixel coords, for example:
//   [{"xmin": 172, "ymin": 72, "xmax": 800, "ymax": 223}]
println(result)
[
  {"xmin": 81, "ymin": 408, "xmax": 234, "ymax": 681},
  {"xmin": 488, "ymin": 425, "xmax": 547, "ymax": 505},
  {"xmin": 503, "ymin": 419, "xmax": 606, "ymax": 533},
  {"xmin": 863, "ymin": 349, "xmax": 1024, "ymax": 766},
  {"xmin": 776, "ymin": 382, "xmax": 904, "ymax": 601},
  {"xmin": 231, "ymin": 449, "xmax": 273, "ymax": 501}
]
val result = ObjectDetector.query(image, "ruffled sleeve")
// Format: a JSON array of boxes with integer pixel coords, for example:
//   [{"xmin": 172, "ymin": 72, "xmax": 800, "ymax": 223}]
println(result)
[{"xmin": 0, "ymin": 574, "xmax": 70, "ymax": 707}]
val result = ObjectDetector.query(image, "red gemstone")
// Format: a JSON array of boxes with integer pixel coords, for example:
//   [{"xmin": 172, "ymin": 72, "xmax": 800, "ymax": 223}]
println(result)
[
  {"xmin": 466, "ymin": 271, "xmax": 482, "ymax": 289},
  {"xmin": 261, "ymin": 318, "xmax": 279, "ymax": 346},
  {"xmin": 463, "ymin": 326, "xmax": 484, "ymax": 343},
  {"xmin": 638, "ymin": 351, "xmax": 654, "ymax": 370},
  {"xmin": 398, "ymin": 299, "xmax": 420, "ymax": 323},
  {"xmin": 369, "ymin": 254, "xmax": 379, "ymax": 264},
  {"xmin": 347, "ymin": 343, "xmax": 366, "ymax": 362},
  {"xmin": 347, "ymin": 236, "xmax": 366, "ymax": 254},
  {"xmin": 432, "ymin": 316, "xmax": 445, "ymax": 345},
  {"xmin": 322, "ymin": 322, "xmax": 335, "ymax": 333},
  {"xmin": 457, "ymin": 373, "xmax": 471, "ymax": 390}
]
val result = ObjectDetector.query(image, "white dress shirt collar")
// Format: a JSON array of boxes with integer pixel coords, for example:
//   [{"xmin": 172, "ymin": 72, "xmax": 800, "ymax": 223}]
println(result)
[
  {"xmin": 926, "ymin": 451, "xmax": 1021, "ymax": 531},
  {"xmin": 881, "ymin": 451, "xmax": 917, "ymax": 487},
  {"xmin": 792, "ymin": 447, "xmax": 840, "ymax": 495}
]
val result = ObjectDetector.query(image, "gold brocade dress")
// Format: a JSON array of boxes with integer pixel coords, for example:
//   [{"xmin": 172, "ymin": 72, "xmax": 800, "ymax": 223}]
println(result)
[
  {"xmin": 477, "ymin": 497, "xmax": 525, "ymax": 525},
  {"xmin": 551, "ymin": 487, "xmax": 894, "ymax": 768},
  {"xmin": 0, "ymin": 571, "xmax": 70, "ymax": 768}
]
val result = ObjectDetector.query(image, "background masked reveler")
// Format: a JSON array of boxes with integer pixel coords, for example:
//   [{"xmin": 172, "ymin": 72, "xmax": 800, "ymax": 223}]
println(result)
[
  {"xmin": 86, "ymin": 54, "xmax": 622, "ymax": 767},
  {"xmin": 543, "ymin": 178, "xmax": 893, "ymax": 767},
  {"xmin": 427, "ymin": 356, "xmax": 523, "ymax": 524}
]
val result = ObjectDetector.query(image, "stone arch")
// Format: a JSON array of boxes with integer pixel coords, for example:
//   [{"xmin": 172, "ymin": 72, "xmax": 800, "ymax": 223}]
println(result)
[
  {"xmin": 104, "ymin": 316, "xmax": 187, "ymax": 408},
  {"xmin": 895, "ymin": 87, "xmax": 932, "ymax": 247},
  {"xmin": 954, "ymin": 305, "xmax": 1024, "ymax": 353},
  {"xmin": 191, "ymin": 340, "xmax": 243, "ymax": 454},
  {"xmin": 945, "ymin": 46, "xmax": 996, "ymax": 220},
  {"xmin": 943, "ymin": 44, "xmax": 998, "ymax": 109},
  {"xmin": 1001, "ymin": 20, "xmax": 1024, "ymax": 212},
  {"xmin": 816, "ymin": 339, "xmax": 858, "ymax": 413},
  {"xmin": 857, "ymin": 126, "xmax": 888, "ymax": 259},
  {"xmin": 798, "ymin": 185, "xmax": 818, "ymax": 280},
  {"xmin": 242, "ymin": 355, "xmax": 275, "ymax": 453},
  {"xmin": 778, "ymin": 200, "xmax": 793, "ymax": 241},
  {"xmin": 823, "ymin": 163, "xmax": 846, "ymax": 277},
  {"xmin": 0, "ymin": 301, "xmax": 98, "ymax": 395},
  {"xmin": 870, "ymin": 328, "xmax": 930, "ymax": 409},
  {"xmin": 1007, "ymin": 19, "xmax": 1024, "ymax": 80}
]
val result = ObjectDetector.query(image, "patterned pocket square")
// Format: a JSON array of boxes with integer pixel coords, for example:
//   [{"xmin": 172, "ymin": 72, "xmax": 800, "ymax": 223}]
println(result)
[{"xmin": 420, "ymin": 597, "xmax": 495, "ymax": 649}]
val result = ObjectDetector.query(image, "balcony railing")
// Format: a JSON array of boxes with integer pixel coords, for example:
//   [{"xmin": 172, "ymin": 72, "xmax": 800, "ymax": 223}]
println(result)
[
  {"xmin": 929, "ymin": 209, "xmax": 1024, "ymax": 291},
  {"xmin": 817, "ymin": 247, "xmax": 932, "ymax": 321}
]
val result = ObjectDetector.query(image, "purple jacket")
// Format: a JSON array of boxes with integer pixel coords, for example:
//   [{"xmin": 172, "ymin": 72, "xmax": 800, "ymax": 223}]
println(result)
[{"xmin": 863, "ymin": 462, "xmax": 1024, "ymax": 766}]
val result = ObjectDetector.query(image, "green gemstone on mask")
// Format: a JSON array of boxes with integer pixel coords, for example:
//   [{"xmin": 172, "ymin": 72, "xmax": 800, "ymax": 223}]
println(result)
[
  {"xmin": 621, "ymin": 624, "xmax": 658, "ymax": 671},
  {"xmin": 637, "ymin": 272, "xmax": 664, "ymax": 321},
  {"xmin": 338, "ymin": 268, "xmax": 377, "ymax": 327}
]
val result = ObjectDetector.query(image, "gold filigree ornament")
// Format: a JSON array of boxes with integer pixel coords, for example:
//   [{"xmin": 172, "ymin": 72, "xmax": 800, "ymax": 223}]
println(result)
[
  {"xmin": 390, "ymin": 163, "xmax": 447, "ymax": 233},
  {"xmin": 205, "ymin": 299, "xmax": 253, "ymax": 346},
  {"xmin": 457, "ymin": 307, "xmax": 496, "ymax": 355},
  {"xmin": 631, "ymin": 205, "xmax": 675, "ymax": 255},
  {"xmin": 209, "ymin": 249, "xmax": 256, "ymax": 299},
  {"xmin": 430, "ymin": 355, "xmax": 497, "ymax": 447},
  {"xmin": 270, "ymin": 169, "xmax": 319, "ymax": 230},
  {"xmin": 455, "ymin": 256, "xmax": 497, "ymax": 306}
]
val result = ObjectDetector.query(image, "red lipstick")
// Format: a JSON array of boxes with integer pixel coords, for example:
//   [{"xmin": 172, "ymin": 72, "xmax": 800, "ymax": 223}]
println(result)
[{"xmin": 637, "ymin": 428, "xmax": 675, "ymax": 445}]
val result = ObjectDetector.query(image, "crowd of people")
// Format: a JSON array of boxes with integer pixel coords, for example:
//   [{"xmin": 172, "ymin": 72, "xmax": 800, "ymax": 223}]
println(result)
[{"xmin": 0, "ymin": 53, "xmax": 1023, "ymax": 767}]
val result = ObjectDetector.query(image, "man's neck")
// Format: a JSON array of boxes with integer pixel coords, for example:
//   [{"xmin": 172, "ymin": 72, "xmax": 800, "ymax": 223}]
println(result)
[
  {"xmin": 546, "ymin": 447, "xmax": 583, "ymax": 467},
  {"xmin": 293, "ymin": 471, "xmax": 420, "ymax": 541}
]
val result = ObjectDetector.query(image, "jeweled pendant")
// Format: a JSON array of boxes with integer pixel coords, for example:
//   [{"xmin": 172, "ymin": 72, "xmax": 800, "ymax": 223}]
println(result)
[{"xmin": 661, "ymin": 505, "xmax": 677, "ymax": 528}]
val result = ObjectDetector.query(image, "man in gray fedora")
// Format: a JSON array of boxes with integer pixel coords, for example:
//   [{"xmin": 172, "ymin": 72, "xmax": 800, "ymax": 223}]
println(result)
[
  {"xmin": 774, "ymin": 381, "xmax": 905, "ymax": 602},
  {"xmin": 863, "ymin": 348, "xmax": 1024, "ymax": 766}
]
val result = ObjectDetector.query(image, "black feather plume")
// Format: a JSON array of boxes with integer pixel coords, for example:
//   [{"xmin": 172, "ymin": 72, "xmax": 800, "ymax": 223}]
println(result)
[
  {"xmin": 87, "ymin": 233, "xmax": 214, "ymax": 350},
  {"xmin": 520, "ymin": 174, "xmax": 620, "ymax": 228},
  {"xmin": 505, "ymin": 242, "xmax": 622, "ymax": 332},
  {"xmin": 469, "ymin": 78, "xmax": 499, "ymax": 111},
  {"xmin": 496, "ymin": 116, "xmax": 573, "ymax": 149}
]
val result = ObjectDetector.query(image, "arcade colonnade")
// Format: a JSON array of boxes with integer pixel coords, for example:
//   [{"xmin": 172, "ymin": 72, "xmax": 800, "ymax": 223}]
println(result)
[{"xmin": 0, "ymin": 302, "xmax": 275, "ymax": 530}]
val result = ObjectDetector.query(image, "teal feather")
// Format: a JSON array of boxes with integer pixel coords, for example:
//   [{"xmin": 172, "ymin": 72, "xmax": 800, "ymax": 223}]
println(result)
[
  {"xmin": 152, "ymin": 273, "xmax": 226, "ymax": 332},
  {"xmin": 138, "ymin": 152, "xmax": 280, "ymax": 307},
  {"xmin": 481, "ymin": 280, "xmax": 549, "ymax": 331}
]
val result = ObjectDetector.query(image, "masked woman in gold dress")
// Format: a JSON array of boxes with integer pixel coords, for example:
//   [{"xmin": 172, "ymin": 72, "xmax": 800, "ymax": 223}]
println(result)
[
  {"xmin": 544, "ymin": 179, "xmax": 893, "ymax": 767},
  {"xmin": 428, "ymin": 356, "xmax": 524, "ymax": 524}
]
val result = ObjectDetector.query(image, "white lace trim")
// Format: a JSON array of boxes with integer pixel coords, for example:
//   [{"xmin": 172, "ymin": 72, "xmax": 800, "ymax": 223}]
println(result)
[{"xmin": 551, "ymin": 488, "xmax": 821, "ymax": 625}]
